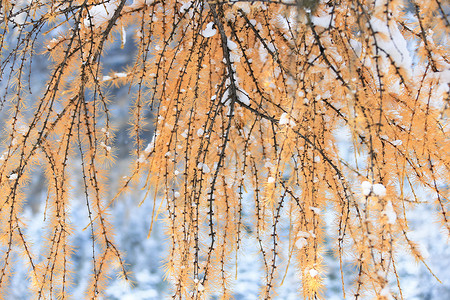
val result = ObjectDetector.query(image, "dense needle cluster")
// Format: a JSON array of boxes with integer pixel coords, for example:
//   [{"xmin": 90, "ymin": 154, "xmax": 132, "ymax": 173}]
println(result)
[{"xmin": 0, "ymin": 0, "xmax": 448, "ymax": 299}]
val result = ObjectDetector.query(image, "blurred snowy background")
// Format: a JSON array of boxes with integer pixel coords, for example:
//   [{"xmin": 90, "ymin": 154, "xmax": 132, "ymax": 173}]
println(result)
[{"xmin": 0, "ymin": 9, "xmax": 449, "ymax": 300}]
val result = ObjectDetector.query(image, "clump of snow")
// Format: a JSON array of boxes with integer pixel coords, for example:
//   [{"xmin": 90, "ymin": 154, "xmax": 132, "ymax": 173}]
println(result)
[
  {"xmin": 229, "ymin": 51, "xmax": 241, "ymax": 63},
  {"xmin": 391, "ymin": 140, "xmax": 402, "ymax": 146},
  {"xmin": 309, "ymin": 269, "xmax": 318, "ymax": 277},
  {"xmin": 221, "ymin": 89, "xmax": 230, "ymax": 105},
  {"xmin": 237, "ymin": 90, "xmax": 250, "ymax": 105},
  {"xmin": 227, "ymin": 39, "xmax": 238, "ymax": 51},
  {"xmin": 295, "ymin": 237, "xmax": 307, "ymax": 249},
  {"xmin": 137, "ymin": 154, "xmax": 146, "ymax": 164},
  {"xmin": 84, "ymin": 1, "xmax": 119, "ymax": 28},
  {"xmin": 279, "ymin": 113, "xmax": 296, "ymax": 127},
  {"xmin": 181, "ymin": 129, "xmax": 189, "ymax": 138},
  {"xmin": 361, "ymin": 181, "xmax": 372, "ymax": 196},
  {"xmin": 311, "ymin": 14, "xmax": 334, "ymax": 28},
  {"xmin": 130, "ymin": 0, "xmax": 154, "ymax": 8},
  {"xmin": 144, "ymin": 137, "xmax": 155, "ymax": 153},
  {"xmin": 373, "ymin": 183, "xmax": 386, "ymax": 197},
  {"xmin": 226, "ymin": 39, "xmax": 242, "ymax": 62},
  {"xmin": 197, "ymin": 282, "xmax": 205, "ymax": 292},
  {"xmin": 47, "ymin": 38, "xmax": 60, "ymax": 50},
  {"xmin": 179, "ymin": 1, "xmax": 192, "ymax": 14},
  {"xmin": 201, "ymin": 22, "xmax": 216, "ymax": 38},
  {"xmin": 9, "ymin": 173, "xmax": 18, "ymax": 180},
  {"xmin": 197, "ymin": 128, "xmax": 204, "ymax": 137},
  {"xmin": 267, "ymin": 42, "xmax": 276, "ymax": 53},
  {"xmin": 383, "ymin": 201, "xmax": 396, "ymax": 224},
  {"xmin": 114, "ymin": 72, "xmax": 128, "ymax": 78},
  {"xmin": 197, "ymin": 162, "xmax": 210, "ymax": 174},
  {"xmin": 102, "ymin": 75, "xmax": 112, "ymax": 81},
  {"xmin": 361, "ymin": 181, "xmax": 386, "ymax": 197},
  {"xmin": 258, "ymin": 42, "xmax": 268, "ymax": 63},
  {"xmin": 267, "ymin": 176, "xmax": 275, "ymax": 184},
  {"xmin": 100, "ymin": 142, "xmax": 111, "ymax": 152}
]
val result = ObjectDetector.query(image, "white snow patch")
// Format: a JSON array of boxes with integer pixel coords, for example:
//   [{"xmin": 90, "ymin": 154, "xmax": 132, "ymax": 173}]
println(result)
[
  {"xmin": 144, "ymin": 138, "xmax": 155, "ymax": 153},
  {"xmin": 137, "ymin": 154, "xmax": 146, "ymax": 163},
  {"xmin": 114, "ymin": 72, "xmax": 128, "ymax": 78},
  {"xmin": 312, "ymin": 14, "xmax": 334, "ymax": 28},
  {"xmin": 201, "ymin": 22, "xmax": 216, "ymax": 38},
  {"xmin": 227, "ymin": 39, "xmax": 238, "ymax": 51},
  {"xmin": 130, "ymin": 0, "xmax": 154, "ymax": 8},
  {"xmin": 267, "ymin": 176, "xmax": 275, "ymax": 184},
  {"xmin": 197, "ymin": 128, "xmax": 204, "ymax": 137},
  {"xmin": 237, "ymin": 90, "xmax": 250, "ymax": 105},
  {"xmin": 361, "ymin": 181, "xmax": 372, "ymax": 196},
  {"xmin": 179, "ymin": 1, "xmax": 192, "ymax": 13},
  {"xmin": 84, "ymin": 1, "xmax": 119, "ymax": 28},
  {"xmin": 309, "ymin": 269, "xmax": 318, "ymax": 277},
  {"xmin": 100, "ymin": 142, "xmax": 111, "ymax": 152},
  {"xmin": 198, "ymin": 162, "xmax": 210, "ymax": 174},
  {"xmin": 267, "ymin": 42, "xmax": 276, "ymax": 53},
  {"xmin": 349, "ymin": 39, "xmax": 362, "ymax": 57},
  {"xmin": 279, "ymin": 112, "xmax": 296, "ymax": 127},
  {"xmin": 295, "ymin": 237, "xmax": 307, "ymax": 249},
  {"xmin": 373, "ymin": 183, "xmax": 386, "ymax": 197},
  {"xmin": 197, "ymin": 282, "xmax": 205, "ymax": 292}
]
